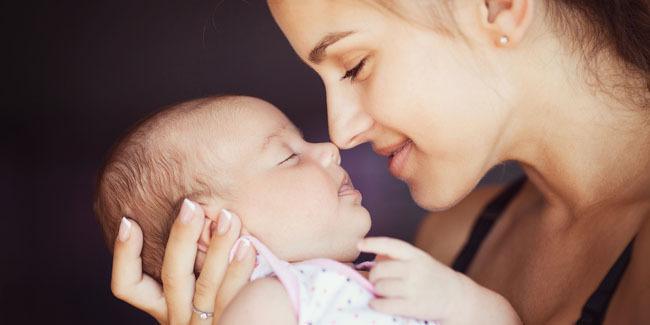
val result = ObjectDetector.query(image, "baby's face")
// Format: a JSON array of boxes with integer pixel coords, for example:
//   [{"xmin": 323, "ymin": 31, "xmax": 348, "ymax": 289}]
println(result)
[{"xmin": 196, "ymin": 98, "xmax": 371, "ymax": 262}]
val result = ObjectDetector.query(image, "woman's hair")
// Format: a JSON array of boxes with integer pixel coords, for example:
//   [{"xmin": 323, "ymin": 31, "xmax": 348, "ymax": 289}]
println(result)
[
  {"xmin": 547, "ymin": 0, "xmax": 649, "ymax": 106},
  {"xmin": 372, "ymin": 0, "xmax": 649, "ymax": 108}
]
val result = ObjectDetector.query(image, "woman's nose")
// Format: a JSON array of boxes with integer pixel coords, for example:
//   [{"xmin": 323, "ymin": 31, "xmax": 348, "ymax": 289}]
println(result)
[
  {"xmin": 326, "ymin": 84, "xmax": 374, "ymax": 149},
  {"xmin": 312, "ymin": 142, "xmax": 341, "ymax": 167}
]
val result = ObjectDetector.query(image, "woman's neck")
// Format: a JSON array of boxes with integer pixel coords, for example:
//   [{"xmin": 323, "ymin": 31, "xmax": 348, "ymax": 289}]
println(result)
[{"xmin": 501, "ymin": 42, "xmax": 650, "ymax": 225}]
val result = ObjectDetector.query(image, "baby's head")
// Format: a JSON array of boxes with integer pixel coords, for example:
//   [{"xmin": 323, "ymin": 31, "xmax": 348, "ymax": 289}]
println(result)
[{"xmin": 94, "ymin": 95, "xmax": 371, "ymax": 281}]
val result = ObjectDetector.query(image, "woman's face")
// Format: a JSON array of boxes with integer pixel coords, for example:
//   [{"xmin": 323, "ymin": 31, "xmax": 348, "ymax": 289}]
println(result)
[{"xmin": 268, "ymin": 0, "xmax": 517, "ymax": 210}]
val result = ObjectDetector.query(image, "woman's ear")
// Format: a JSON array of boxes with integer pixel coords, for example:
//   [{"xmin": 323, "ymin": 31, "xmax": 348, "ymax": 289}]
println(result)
[{"xmin": 479, "ymin": 0, "xmax": 534, "ymax": 47}]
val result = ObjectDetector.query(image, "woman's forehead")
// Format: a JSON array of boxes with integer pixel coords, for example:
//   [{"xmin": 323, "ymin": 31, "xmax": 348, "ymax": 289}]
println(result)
[{"xmin": 268, "ymin": 0, "xmax": 386, "ymax": 58}]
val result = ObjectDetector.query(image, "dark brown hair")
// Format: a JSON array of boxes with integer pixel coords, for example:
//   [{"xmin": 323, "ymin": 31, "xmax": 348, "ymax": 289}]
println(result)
[
  {"xmin": 374, "ymin": 0, "xmax": 649, "ymax": 107},
  {"xmin": 548, "ymin": 0, "xmax": 649, "ymax": 105}
]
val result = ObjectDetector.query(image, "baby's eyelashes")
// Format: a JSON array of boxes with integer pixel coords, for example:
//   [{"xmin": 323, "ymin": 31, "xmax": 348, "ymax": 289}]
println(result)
[{"xmin": 279, "ymin": 153, "xmax": 300, "ymax": 166}]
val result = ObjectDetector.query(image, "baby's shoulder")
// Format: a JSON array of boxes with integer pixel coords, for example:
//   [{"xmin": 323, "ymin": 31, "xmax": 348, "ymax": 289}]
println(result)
[{"xmin": 218, "ymin": 277, "xmax": 296, "ymax": 325}]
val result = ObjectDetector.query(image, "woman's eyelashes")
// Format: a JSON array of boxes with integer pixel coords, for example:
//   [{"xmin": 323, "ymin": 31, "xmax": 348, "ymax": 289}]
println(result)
[{"xmin": 341, "ymin": 57, "xmax": 367, "ymax": 81}]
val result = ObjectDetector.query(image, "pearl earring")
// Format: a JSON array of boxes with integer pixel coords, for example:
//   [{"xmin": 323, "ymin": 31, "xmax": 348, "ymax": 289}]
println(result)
[{"xmin": 499, "ymin": 35, "xmax": 509, "ymax": 46}]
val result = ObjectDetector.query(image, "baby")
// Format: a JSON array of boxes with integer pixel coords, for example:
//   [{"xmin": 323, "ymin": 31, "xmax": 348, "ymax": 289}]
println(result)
[{"xmin": 94, "ymin": 95, "xmax": 433, "ymax": 324}]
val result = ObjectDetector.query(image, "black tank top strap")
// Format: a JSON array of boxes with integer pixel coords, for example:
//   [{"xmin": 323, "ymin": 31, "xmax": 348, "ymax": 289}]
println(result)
[
  {"xmin": 452, "ymin": 176, "xmax": 527, "ymax": 273},
  {"xmin": 576, "ymin": 238, "xmax": 635, "ymax": 324},
  {"xmin": 448, "ymin": 175, "xmax": 634, "ymax": 324}
]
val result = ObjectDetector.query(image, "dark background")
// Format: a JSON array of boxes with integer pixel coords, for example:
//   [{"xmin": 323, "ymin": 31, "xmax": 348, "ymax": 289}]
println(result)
[{"xmin": 3, "ymin": 1, "xmax": 520, "ymax": 323}]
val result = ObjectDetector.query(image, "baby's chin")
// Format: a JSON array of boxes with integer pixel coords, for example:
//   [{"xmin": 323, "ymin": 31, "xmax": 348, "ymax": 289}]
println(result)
[
  {"xmin": 331, "ymin": 232, "xmax": 370, "ymax": 262},
  {"xmin": 345, "ymin": 249, "xmax": 364, "ymax": 263},
  {"xmin": 303, "ymin": 232, "xmax": 368, "ymax": 263}
]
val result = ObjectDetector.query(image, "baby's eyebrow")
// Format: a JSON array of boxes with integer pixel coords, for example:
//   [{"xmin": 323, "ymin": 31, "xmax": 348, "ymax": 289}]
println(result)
[{"xmin": 261, "ymin": 124, "xmax": 304, "ymax": 152}]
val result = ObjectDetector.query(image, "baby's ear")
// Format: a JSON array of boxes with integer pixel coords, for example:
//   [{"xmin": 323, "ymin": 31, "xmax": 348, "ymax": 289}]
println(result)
[
  {"xmin": 197, "ymin": 218, "xmax": 214, "ymax": 253},
  {"xmin": 197, "ymin": 207, "xmax": 221, "ymax": 253},
  {"xmin": 195, "ymin": 206, "xmax": 219, "ymax": 272}
]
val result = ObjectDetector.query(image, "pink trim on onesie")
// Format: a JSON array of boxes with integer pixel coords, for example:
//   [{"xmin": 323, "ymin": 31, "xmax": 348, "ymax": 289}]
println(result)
[
  {"xmin": 229, "ymin": 235, "xmax": 378, "ymax": 319},
  {"xmin": 230, "ymin": 236, "xmax": 302, "ymax": 317}
]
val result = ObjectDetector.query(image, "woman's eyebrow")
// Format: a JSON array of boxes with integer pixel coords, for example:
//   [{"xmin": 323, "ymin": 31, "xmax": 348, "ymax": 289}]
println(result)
[{"xmin": 309, "ymin": 31, "xmax": 355, "ymax": 64}]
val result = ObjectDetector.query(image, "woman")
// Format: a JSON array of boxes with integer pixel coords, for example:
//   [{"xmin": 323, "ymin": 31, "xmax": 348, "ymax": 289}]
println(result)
[{"xmin": 110, "ymin": 0, "xmax": 650, "ymax": 323}]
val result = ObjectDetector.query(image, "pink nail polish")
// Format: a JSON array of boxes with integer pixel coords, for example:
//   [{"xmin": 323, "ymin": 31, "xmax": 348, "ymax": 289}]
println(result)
[
  {"xmin": 118, "ymin": 217, "xmax": 132, "ymax": 242},
  {"xmin": 217, "ymin": 209, "xmax": 233, "ymax": 235},
  {"xmin": 229, "ymin": 238, "xmax": 251, "ymax": 263},
  {"xmin": 179, "ymin": 198, "xmax": 197, "ymax": 224}
]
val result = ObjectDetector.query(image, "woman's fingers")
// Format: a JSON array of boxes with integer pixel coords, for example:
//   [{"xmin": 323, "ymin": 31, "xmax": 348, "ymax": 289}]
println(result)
[
  {"xmin": 358, "ymin": 236, "xmax": 419, "ymax": 260},
  {"xmin": 111, "ymin": 217, "xmax": 168, "ymax": 323},
  {"xmin": 161, "ymin": 199, "xmax": 206, "ymax": 324},
  {"xmin": 213, "ymin": 238, "xmax": 257, "ymax": 321},
  {"xmin": 190, "ymin": 210, "xmax": 242, "ymax": 324}
]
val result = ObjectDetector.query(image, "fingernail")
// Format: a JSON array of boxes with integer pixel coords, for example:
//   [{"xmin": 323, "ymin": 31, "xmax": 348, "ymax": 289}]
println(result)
[
  {"xmin": 118, "ymin": 217, "xmax": 132, "ymax": 242},
  {"xmin": 235, "ymin": 238, "xmax": 251, "ymax": 262},
  {"xmin": 179, "ymin": 198, "xmax": 197, "ymax": 224},
  {"xmin": 217, "ymin": 209, "xmax": 233, "ymax": 235}
]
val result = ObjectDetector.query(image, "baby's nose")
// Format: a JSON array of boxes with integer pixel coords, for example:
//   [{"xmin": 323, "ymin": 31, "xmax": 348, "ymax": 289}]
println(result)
[{"xmin": 314, "ymin": 142, "xmax": 341, "ymax": 167}]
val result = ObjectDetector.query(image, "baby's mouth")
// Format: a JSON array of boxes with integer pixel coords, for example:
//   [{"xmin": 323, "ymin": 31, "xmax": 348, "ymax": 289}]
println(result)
[{"xmin": 338, "ymin": 173, "xmax": 357, "ymax": 196}]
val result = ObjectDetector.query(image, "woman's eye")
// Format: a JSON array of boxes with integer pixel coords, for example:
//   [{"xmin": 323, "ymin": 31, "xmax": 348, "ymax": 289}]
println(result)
[
  {"xmin": 279, "ymin": 153, "xmax": 298, "ymax": 165},
  {"xmin": 341, "ymin": 57, "xmax": 367, "ymax": 81}
]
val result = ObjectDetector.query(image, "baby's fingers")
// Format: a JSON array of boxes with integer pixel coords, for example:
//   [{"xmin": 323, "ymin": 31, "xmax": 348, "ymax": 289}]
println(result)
[
  {"xmin": 373, "ymin": 278, "xmax": 407, "ymax": 298},
  {"xmin": 368, "ymin": 260, "xmax": 406, "ymax": 283},
  {"xmin": 369, "ymin": 297, "xmax": 417, "ymax": 318},
  {"xmin": 358, "ymin": 237, "xmax": 420, "ymax": 260}
]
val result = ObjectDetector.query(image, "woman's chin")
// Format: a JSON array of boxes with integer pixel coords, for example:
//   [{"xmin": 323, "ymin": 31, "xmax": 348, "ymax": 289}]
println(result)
[{"xmin": 408, "ymin": 176, "xmax": 473, "ymax": 212}]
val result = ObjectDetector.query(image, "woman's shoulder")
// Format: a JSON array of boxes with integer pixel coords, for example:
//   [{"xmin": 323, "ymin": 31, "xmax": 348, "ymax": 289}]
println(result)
[
  {"xmin": 414, "ymin": 184, "xmax": 508, "ymax": 266},
  {"xmin": 218, "ymin": 277, "xmax": 297, "ymax": 325}
]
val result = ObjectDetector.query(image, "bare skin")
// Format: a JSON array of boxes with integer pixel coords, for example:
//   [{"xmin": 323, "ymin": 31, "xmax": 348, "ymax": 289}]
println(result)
[
  {"xmin": 110, "ymin": 0, "xmax": 649, "ymax": 323},
  {"xmin": 416, "ymin": 181, "xmax": 650, "ymax": 324},
  {"xmin": 269, "ymin": 0, "xmax": 650, "ymax": 323}
]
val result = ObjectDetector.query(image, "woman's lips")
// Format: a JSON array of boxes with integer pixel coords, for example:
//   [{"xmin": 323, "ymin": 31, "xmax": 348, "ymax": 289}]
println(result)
[{"xmin": 388, "ymin": 140, "xmax": 413, "ymax": 178}]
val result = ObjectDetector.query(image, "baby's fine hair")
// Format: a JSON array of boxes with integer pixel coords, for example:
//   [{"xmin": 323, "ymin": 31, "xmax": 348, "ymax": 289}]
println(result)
[{"xmin": 93, "ymin": 95, "xmax": 241, "ymax": 281}]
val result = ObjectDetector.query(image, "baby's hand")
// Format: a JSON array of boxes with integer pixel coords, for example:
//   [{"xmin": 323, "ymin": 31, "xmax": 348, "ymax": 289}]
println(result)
[{"xmin": 358, "ymin": 237, "xmax": 521, "ymax": 324}]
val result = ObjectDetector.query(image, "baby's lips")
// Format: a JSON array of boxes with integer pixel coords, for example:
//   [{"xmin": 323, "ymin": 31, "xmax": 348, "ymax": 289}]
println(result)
[
  {"xmin": 354, "ymin": 261, "xmax": 376, "ymax": 271},
  {"xmin": 337, "ymin": 173, "xmax": 357, "ymax": 195}
]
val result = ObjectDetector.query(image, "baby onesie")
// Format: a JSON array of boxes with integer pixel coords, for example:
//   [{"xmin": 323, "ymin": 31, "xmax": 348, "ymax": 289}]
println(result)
[{"xmin": 233, "ymin": 236, "xmax": 439, "ymax": 325}]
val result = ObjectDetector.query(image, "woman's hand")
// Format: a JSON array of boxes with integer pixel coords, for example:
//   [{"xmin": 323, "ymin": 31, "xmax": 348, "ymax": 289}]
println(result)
[
  {"xmin": 110, "ymin": 199, "xmax": 257, "ymax": 324},
  {"xmin": 359, "ymin": 237, "xmax": 521, "ymax": 325}
]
